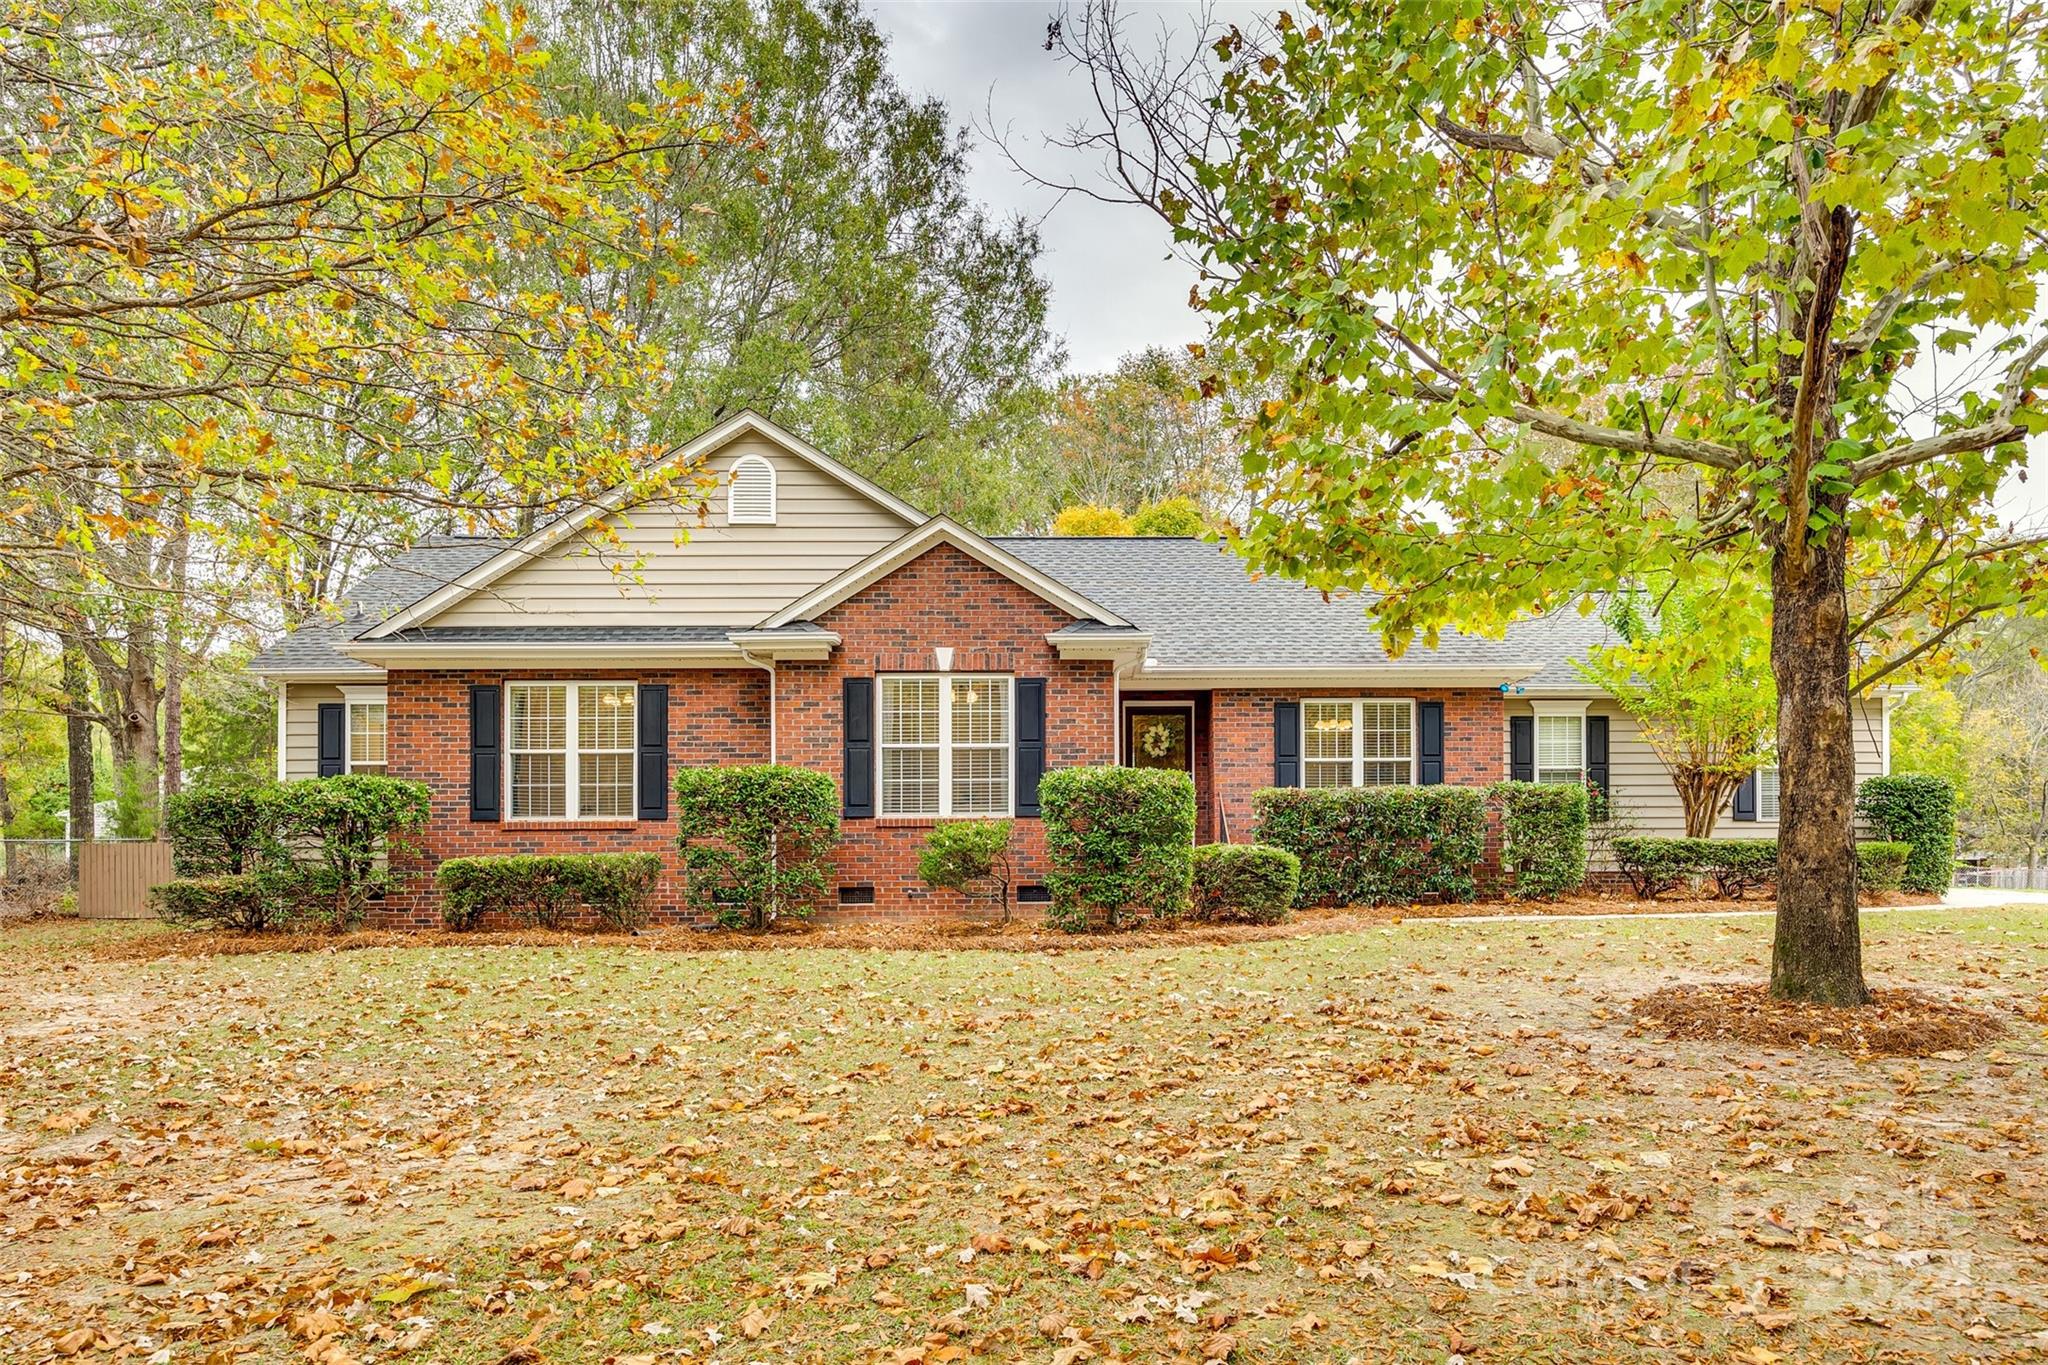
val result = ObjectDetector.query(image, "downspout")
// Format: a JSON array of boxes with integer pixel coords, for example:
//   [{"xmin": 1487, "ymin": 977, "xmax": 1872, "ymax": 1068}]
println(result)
[{"xmin": 736, "ymin": 648, "xmax": 777, "ymax": 763}]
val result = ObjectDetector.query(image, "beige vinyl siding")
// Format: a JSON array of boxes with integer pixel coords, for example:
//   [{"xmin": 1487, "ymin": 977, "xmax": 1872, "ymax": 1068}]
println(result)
[
  {"xmin": 430, "ymin": 436, "xmax": 915, "ymax": 628},
  {"xmin": 281, "ymin": 683, "xmax": 344, "ymax": 780},
  {"xmin": 1505, "ymin": 696, "xmax": 1889, "ymax": 845}
]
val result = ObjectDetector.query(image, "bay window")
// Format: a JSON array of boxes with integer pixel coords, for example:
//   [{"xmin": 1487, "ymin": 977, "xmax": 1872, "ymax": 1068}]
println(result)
[
  {"xmin": 878, "ymin": 674, "xmax": 1012, "ymax": 817},
  {"xmin": 506, "ymin": 682, "xmax": 636, "ymax": 820},
  {"xmin": 1302, "ymin": 698, "xmax": 1414, "ymax": 787}
]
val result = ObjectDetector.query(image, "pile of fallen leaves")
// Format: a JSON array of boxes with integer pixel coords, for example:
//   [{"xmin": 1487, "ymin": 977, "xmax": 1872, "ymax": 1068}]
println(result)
[{"xmin": 1632, "ymin": 982, "xmax": 2007, "ymax": 1057}]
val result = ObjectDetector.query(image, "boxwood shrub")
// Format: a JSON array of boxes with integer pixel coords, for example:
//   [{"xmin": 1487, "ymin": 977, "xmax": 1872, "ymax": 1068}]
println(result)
[
  {"xmin": 1854, "ymin": 840, "xmax": 1912, "ymax": 893},
  {"xmin": 674, "ymin": 765, "xmax": 840, "ymax": 929},
  {"xmin": 1189, "ymin": 843, "xmax": 1300, "ymax": 923},
  {"xmin": 1856, "ymin": 775, "xmax": 1956, "ymax": 892},
  {"xmin": 1251, "ymin": 786, "xmax": 1486, "ymax": 907},
  {"xmin": 1490, "ymin": 781, "xmax": 1590, "ymax": 899},
  {"xmin": 1613, "ymin": 837, "xmax": 1773, "ymax": 899},
  {"xmin": 437, "ymin": 853, "xmax": 663, "ymax": 931},
  {"xmin": 151, "ymin": 874, "xmax": 272, "ymax": 933},
  {"xmin": 1039, "ymin": 766, "xmax": 1195, "ymax": 931}
]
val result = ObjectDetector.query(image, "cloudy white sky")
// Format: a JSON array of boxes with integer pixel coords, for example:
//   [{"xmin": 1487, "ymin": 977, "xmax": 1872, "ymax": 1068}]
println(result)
[{"xmin": 867, "ymin": 1, "xmax": 2048, "ymax": 528}]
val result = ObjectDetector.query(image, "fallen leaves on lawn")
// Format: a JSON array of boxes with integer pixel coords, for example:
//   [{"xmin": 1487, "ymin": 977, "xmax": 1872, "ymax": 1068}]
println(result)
[{"xmin": 1632, "ymin": 981, "xmax": 2007, "ymax": 1056}]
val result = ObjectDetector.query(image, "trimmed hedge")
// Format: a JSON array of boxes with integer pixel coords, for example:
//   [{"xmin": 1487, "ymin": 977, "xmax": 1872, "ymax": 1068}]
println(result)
[
  {"xmin": 1857, "ymin": 775, "xmax": 1956, "ymax": 893},
  {"xmin": 1855, "ymin": 840, "xmax": 1911, "ymax": 893},
  {"xmin": 918, "ymin": 819, "xmax": 1016, "ymax": 921},
  {"xmin": 1040, "ymin": 766, "xmax": 1196, "ymax": 931},
  {"xmin": 152, "ymin": 874, "xmax": 271, "ymax": 933},
  {"xmin": 1252, "ymin": 786, "xmax": 1486, "ymax": 907},
  {"xmin": 1612, "ymin": 837, "xmax": 1912, "ymax": 900},
  {"xmin": 163, "ymin": 785, "xmax": 277, "ymax": 875},
  {"xmin": 1491, "ymin": 782, "xmax": 1590, "ymax": 899},
  {"xmin": 437, "ymin": 853, "xmax": 662, "ymax": 931},
  {"xmin": 1189, "ymin": 843, "xmax": 1300, "ymax": 924},
  {"xmin": 674, "ymin": 765, "xmax": 840, "ymax": 929}
]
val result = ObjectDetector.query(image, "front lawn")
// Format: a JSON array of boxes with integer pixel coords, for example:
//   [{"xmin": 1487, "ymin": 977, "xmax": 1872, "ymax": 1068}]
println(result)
[{"xmin": 2, "ymin": 911, "xmax": 2045, "ymax": 1362}]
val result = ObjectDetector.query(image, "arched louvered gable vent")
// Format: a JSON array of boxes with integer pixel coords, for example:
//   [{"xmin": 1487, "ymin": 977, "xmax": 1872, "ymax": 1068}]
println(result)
[{"xmin": 726, "ymin": 453, "xmax": 777, "ymax": 525}]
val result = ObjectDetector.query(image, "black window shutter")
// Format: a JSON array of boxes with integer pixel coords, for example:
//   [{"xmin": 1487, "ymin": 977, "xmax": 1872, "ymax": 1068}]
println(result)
[
  {"xmin": 1273, "ymin": 701, "xmax": 1301, "ymax": 788},
  {"xmin": 1508, "ymin": 715, "xmax": 1534, "ymax": 782},
  {"xmin": 1417, "ymin": 701, "xmax": 1445, "ymax": 785},
  {"xmin": 842, "ymin": 677, "xmax": 874, "ymax": 819},
  {"xmin": 637, "ymin": 683, "xmax": 670, "ymax": 820},
  {"xmin": 469, "ymin": 684, "xmax": 501, "ymax": 822},
  {"xmin": 316, "ymin": 703, "xmax": 345, "ymax": 777},
  {"xmin": 1015, "ymin": 678, "xmax": 1047, "ymax": 816},
  {"xmin": 1732, "ymin": 773, "xmax": 1758, "ymax": 822},
  {"xmin": 1586, "ymin": 715, "xmax": 1610, "ymax": 797}
]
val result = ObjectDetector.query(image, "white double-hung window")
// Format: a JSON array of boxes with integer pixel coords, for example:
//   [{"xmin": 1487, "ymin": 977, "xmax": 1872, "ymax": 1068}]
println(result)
[
  {"xmin": 878, "ymin": 675, "xmax": 1012, "ymax": 817},
  {"xmin": 1757, "ymin": 766, "xmax": 1781, "ymax": 820},
  {"xmin": 1302, "ymin": 698, "xmax": 1414, "ymax": 787},
  {"xmin": 341, "ymin": 687, "xmax": 388, "ymax": 775},
  {"xmin": 506, "ymin": 682, "xmax": 636, "ymax": 820}
]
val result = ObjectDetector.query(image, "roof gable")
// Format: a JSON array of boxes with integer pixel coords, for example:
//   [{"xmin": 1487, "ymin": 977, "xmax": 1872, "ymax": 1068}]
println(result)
[
  {"xmin": 765, "ymin": 518, "xmax": 1132, "ymax": 629},
  {"xmin": 360, "ymin": 413, "xmax": 924, "ymax": 640}
]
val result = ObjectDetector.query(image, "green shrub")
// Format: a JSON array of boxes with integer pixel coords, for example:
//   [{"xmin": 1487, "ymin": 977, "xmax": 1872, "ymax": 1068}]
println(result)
[
  {"xmin": 918, "ymin": 820, "xmax": 1016, "ymax": 922},
  {"xmin": 1857, "ymin": 775, "xmax": 1956, "ymax": 893},
  {"xmin": 1039, "ymin": 766, "xmax": 1195, "ymax": 931},
  {"xmin": 1855, "ymin": 840, "xmax": 1912, "ymax": 893},
  {"xmin": 164, "ymin": 785, "xmax": 278, "ymax": 875},
  {"xmin": 674, "ymin": 765, "xmax": 840, "ymax": 929},
  {"xmin": 152, "ymin": 874, "xmax": 271, "ymax": 933},
  {"xmin": 1251, "ymin": 786, "xmax": 1486, "ymax": 907},
  {"xmin": 1189, "ymin": 843, "xmax": 1300, "ymax": 923},
  {"xmin": 437, "ymin": 853, "xmax": 662, "ymax": 931},
  {"xmin": 1491, "ymin": 782, "xmax": 1590, "ymax": 899},
  {"xmin": 1612, "ymin": 837, "xmax": 1778, "ymax": 900},
  {"xmin": 263, "ymin": 775, "xmax": 432, "ymax": 930}
]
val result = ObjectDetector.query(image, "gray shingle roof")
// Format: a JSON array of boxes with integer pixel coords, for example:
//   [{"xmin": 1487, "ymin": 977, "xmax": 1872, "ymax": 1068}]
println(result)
[
  {"xmin": 250, "ymin": 536, "xmax": 509, "ymax": 675},
  {"xmin": 996, "ymin": 536, "xmax": 1616, "ymax": 685}
]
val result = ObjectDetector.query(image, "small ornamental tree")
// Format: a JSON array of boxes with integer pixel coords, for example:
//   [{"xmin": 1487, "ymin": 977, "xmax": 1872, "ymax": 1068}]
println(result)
[
  {"xmin": 1054, "ymin": 0, "xmax": 2048, "ymax": 1003},
  {"xmin": 918, "ymin": 820, "xmax": 1017, "ymax": 922},
  {"xmin": 674, "ymin": 765, "xmax": 840, "ymax": 929},
  {"xmin": 264, "ymin": 776, "xmax": 432, "ymax": 930},
  {"xmin": 1575, "ymin": 584, "xmax": 1777, "ymax": 837}
]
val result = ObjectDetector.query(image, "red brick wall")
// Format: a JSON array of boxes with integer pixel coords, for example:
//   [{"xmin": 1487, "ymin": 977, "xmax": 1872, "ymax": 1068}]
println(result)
[
  {"xmin": 1210, "ymin": 688, "xmax": 1507, "ymax": 843},
  {"xmin": 778, "ymin": 542, "xmax": 1116, "ymax": 919},
  {"xmin": 377, "ymin": 668, "xmax": 769, "ymax": 928}
]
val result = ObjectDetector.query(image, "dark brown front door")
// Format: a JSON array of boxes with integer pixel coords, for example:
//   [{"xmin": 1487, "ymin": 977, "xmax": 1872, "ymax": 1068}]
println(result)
[{"xmin": 1125, "ymin": 706, "xmax": 1194, "ymax": 776}]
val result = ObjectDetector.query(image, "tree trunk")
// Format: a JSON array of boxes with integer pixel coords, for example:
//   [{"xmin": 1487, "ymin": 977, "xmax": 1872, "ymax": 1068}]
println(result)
[
  {"xmin": 1767, "ymin": 523, "xmax": 1868, "ymax": 1004},
  {"xmin": 62, "ymin": 645, "xmax": 95, "ymax": 861}
]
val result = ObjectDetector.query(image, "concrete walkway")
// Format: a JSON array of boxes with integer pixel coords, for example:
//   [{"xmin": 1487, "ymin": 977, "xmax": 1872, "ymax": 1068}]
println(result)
[{"xmin": 1942, "ymin": 886, "xmax": 2048, "ymax": 908}]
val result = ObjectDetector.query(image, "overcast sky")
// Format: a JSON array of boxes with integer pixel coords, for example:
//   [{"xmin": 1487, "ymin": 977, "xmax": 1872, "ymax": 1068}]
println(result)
[{"xmin": 867, "ymin": 1, "xmax": 2048, "ymax": 528}]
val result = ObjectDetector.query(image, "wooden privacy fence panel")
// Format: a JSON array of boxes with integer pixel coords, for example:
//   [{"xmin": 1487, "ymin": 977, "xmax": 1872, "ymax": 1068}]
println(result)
[{"xmin": 78, "ymin": 840, "xmax": 174, "ymax": 919}]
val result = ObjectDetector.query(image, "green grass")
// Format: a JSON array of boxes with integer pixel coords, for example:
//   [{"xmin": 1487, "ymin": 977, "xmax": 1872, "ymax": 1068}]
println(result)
[{"xmin": 3, "ymin": 909, "xmax": 2046, "ymax": 1362}]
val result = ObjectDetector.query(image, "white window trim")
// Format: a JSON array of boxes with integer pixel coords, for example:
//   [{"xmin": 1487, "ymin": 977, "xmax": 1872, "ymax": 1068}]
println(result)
[
  {"xmin": 1301, "ymin": 697, "xmax": 1417, "ymax": 787},
  {"xmin": 726, "ymin": 453, "xmax": 778, "ymax": 526},
  {"xmin": 503, "ymin": 681, "xmax": 638, "ymax": 822},
  {"xmin": 339, "ymin": 686, "xmax": 388, "ymax": 775},
  {"xmin": 1529, "ymin": 700, "xmax": 1589, "ymax": 786},
  {"xmin": 879, "ymin": 674, "xmax": 1015, "ymax": 818}
]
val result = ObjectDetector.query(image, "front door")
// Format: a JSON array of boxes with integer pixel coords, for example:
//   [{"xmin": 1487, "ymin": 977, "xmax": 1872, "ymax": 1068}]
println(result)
[{"xmin": 1124, "ymin": 705, "xmax": 1194, "ymax": 777}]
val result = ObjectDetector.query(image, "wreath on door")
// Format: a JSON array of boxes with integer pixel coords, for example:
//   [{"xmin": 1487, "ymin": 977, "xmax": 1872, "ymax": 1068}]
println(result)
[{"xmin": 1139, "ymin": 719, "xmax": 1177, "ymax": 759}]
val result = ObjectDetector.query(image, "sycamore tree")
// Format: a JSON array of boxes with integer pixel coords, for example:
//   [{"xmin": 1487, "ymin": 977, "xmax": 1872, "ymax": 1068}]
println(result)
[
  {"xmin": 1575, "ymin": 581, "xmax": 1778, "ymax": 838},
  {"xmin": 1055, "ymin": 0, "xmax": 2048, "ymax": 1003}
]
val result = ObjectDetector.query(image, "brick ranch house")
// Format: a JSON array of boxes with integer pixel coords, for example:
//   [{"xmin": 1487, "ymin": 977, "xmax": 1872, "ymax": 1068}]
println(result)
[{"xmin": 252, "ymin": 413, "xmax": 1896, "ymax": 925}]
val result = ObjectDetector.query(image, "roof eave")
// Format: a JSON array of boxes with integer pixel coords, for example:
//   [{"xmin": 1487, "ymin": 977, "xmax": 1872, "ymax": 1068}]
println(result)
[
  {"xmin": 342, "ymin": 641, "xmax": 747, "ymax": 668},
  {"xmin": 728, "ymin": 627, "xmax": 842, "ymax": 663},
  {"xmin": 1046, "ymin": 629, "xmax": 1153, "ymax": 662},
  {"xmin": 1131, "ymin": 663, "xmax": 1545, "ymax": 688}
]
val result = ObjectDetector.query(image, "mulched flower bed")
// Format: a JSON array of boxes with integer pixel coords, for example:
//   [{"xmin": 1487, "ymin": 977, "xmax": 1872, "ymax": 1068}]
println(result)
[
  {"xmin": 82, "ymin": 890, "xmax": 1947, "ymax": 962},
  {"xmin": 1632, "ymin": 981, "xmax": 2009, "ymax": 1057}
]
